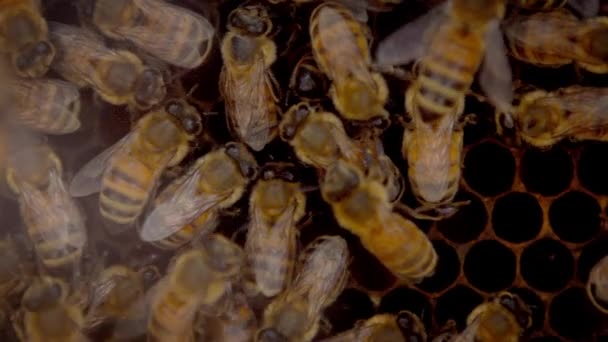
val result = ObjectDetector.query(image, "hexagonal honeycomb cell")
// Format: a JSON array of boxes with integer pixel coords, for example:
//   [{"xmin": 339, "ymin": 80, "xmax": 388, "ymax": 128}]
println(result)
[{"xmin": 3, "ymin": 0, "xmax": 606, "ymax": 341}]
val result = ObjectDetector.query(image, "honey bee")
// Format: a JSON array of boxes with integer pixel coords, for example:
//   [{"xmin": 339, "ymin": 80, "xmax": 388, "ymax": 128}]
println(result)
[
  {"xmin": 321, "ymin": 160, "xmax": 437, "ymax": 283},
  {"xmin": 245, "ymin": 162, "xmax": 306, "ymax": 298},
  {"xmin": 91, "ymin": 0, "xmax": 215, "ymax": 69},
  {"xmin": 256, "ymin": 235, "xmax": 349, "ymax": 342},
  {"xmin": 147, "ymin": 233, "xmax": 244, "ymax": 342},
  {"xmin": 321, "ymin": 311, "xmax": 427, "ymax": 342},
  {"xmin": 85, "ymin": 264, "xmax": 158, "ymax": 339},
  {"xmin": 220, "ymin": 5, "xmax": 280, "ymax": 151},
  {"xmin": 48, "ymin": 22, "xmax": 166, "ymax": 110},
  {"xmin": 279, "ymin": 101, "xmax": 404, "ymax": 203},
  {"xmin": 196, "ymin": 292, "xmax": 257, "ymax": 342},
  {"xmin": 310, "ymin": 2, "xmax": 389, "ymax": 122},
  {"xmin": 456, "ymin": 292, "xmax": 532, "ymax": 342},
  {"xmin": 509, "ymin": 0, "xmax": 599, "ymax": 18},
  {"xmin": 503, "ymin": 8, "xmax": 608, "ymax": 74},
  {"xmin": 140, "ymin": 142, "xmax": 259, "ymax": 250},
  {"xmin": 69, "ymin": 99, "xmax": 200, "ymax": 231},
  {"xmin": 7, "ymin": 76, "xmax": 81, "ymax": 135},
  {"xmin": 587, "ymin": 255, "xmax": 608, "ymax": 314},
  {"xmin": 0, "ymin": 0, "xmax": 55, "ymax": 77},
  {"xmin": 288, "ymin": 52, "xmax": 329, "ymax": 103},
  {"xmin": 5, "ymin": 142, "xmax": 87, "ymax": 274},
  {"xmin": 507, "ymin": 86, "xmax": 608, "ymax": 148},
  {"xmin": 12, "ymin": 277, "xmax": 87, "ymax": 342}
]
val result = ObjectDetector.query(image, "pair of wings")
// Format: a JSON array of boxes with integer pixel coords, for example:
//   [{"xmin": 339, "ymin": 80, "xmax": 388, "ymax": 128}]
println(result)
[
  {"xmin": 19, "ymin": 168, "xmax": 86, "ymax": 249},
  {"xmin": 375, "ymin": 1, "xmax": 513, "ymax": 114},
  {"xmin": 98, "ymin": 0, "xmax": 215, "ymax": 68},
  {"xmin": 9, "ymin": 77, "xmax": 81, "ymax": 135}
]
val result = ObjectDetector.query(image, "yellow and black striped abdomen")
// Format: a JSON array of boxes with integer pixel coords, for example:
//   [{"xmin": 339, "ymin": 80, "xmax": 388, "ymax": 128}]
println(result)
[
  {"xmin": 100, "ymin": 155, "xmax": 154, "ymax": 225},
  {"xmin": 151, "ymin": 211, "xmax": 218, "ymax": 250},
  {"xmin": 408, "ymin": 23, "xmax": 483, "ymax": 123},
  {"xmin": 149, "ymin": 288, "xmax": 196, "ymax": 341}
]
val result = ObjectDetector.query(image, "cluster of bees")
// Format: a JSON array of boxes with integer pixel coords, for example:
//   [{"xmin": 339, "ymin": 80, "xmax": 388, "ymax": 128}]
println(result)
[{"xmin": 0, "ymin": 0, "xmax": 607, "ymax": 341}]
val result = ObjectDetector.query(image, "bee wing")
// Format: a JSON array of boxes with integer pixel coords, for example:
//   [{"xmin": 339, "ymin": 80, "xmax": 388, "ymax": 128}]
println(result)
[
  {"xmin": 568, "ymin": 0, "xmax": 600, "ymax": 18},
  {"xmin": 336, "ymin": 0, "xmax": 369, "ymax": 23},
  {"xmin": 374, "ymin": 3, "xmax": 447, "ymax": 66},
  {"xmin": 139, "ymin": 168, "xmax": 225, "ymax": 242},
  {"xmin": 478, "ymin": 20, "xmax": 513, "ymax": 115},
  {"xmin": 69, "ymin": 133, "xmax": 133, "ymax": 197}
]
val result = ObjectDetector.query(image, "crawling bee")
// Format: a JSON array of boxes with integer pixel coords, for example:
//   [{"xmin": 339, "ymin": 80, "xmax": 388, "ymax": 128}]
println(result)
[
  {"xmin": 509, "ymin": 0, "xmax": 599, "ymax": 18},
  {"xmin": 91, "ymin": 0, "xmax": 215, "ymax": 69},
  {"xmin": 220, "ymin": 5, "xmax": 280, "ymax": 151},
  {"xmin": 376, "ymin": 0, "xmax": 512, "ymax": 218},
  {"xmin": 7, "ymin": 76, "xmax": 80, "ymax": 135},
  {"xmin": 0, "ymin": 0, "xmax": 55, "ymax": 77},
  {"xmin": 147, "ymin": 234, "xmax": 243, "ymax": 342},
  {"xmin": 196, "ymin": 292, "xmax": 257, "ymax": 342},
  {"xmin": 69, "ymin": 99, "xmax": 200, "ymax": 231},
  {"xmin": 310, "ymin": 2, "xmax": 388, "ymax": 122},
  {"xmin": 321, "ymin": 311, "xmax": 427, "ymax": 342},
  {"xmin": 85, "ymin": 264, "xmax": 159, "ymax": 340},
  {"xmin": 48, "ymin": 22, "xmax": 166, "ymax": 110},
  {"xmin": 6, "ymin": 142, "xmax": 87, "ymax": 274},
  {"xmin": 279, "ymin": 101, "xmax": 404, "ymax": 203},
  {"xmin": 460, "ymin": 292, "xmax": 532, "ymax": 342},
  {"xmin": 256, "ymin": 235, "xmax": 349, "ymax": 342},
  {"xmin": 245, "ymin": 163, "xmax": 306, "ymax": 298},
  {"xmin": 140, "ymin": 142, "xmax": 258, "ymax": 250},
  {"xmin": 288, "ymin": 52, "xmax": 329, "ymax": 103},
  {"xmin": 503, "ymin": 9, "xmax": 608, "ymax": 74},
  {"xmin": 587, "ymin": 255, "xmax": 608, "ymax": 314},
  {"xmin": 321, "ymin": 160, "xmax": 437, "ymax": 283},
  {"xmin": 12, "ymin": 277, "xmax": 87, "ymax": 342},
  {"xmin": 505, "ymin": 86, "xmax": 608, "ymax": 148}
]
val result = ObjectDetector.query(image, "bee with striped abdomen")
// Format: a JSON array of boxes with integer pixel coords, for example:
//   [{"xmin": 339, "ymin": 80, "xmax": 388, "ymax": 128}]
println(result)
[
  {"xmin": 245, "ymin": 162, "xmax": 306, "ymax": 298},
  {"xmin": 69, "ymin": 99, "xmax": 200, "ymax": 232},
  {"xmin": 320, "ymin": 311, "xmax": 427, "ymax": 342},
  {"xmin": 310, "ymin": 1, "xmax": 389, "ymax": 122},
  {"xmin": 91, "ymin": 0, "xmax": 215, "ymax": 69},
  {"xmin": 0, "ymin": 0, "xmax": 55, "ymax": 77},
  {"xmin": 196, "ymin": 291, "xmax": 257, "ymax": 342},
  {"xmin": 140, "ymin": 142, "xmax": 258, "ymax": 250},
  {"xmin": 48, "ymin": 22, "xmax": 166, "ymax": 110},
  {"xmin": 256, "ymin": 235, "xmax": 349, "ymax": 342},
  {"xmin": 321, "ymin": 160, "xmax": 437, "ymax": 283}
]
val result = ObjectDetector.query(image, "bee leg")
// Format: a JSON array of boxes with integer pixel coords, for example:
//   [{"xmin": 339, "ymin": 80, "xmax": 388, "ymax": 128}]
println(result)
[
  {"xmin": 460, "ymin": 113, "xmax": 478, "ymax": 126},
  {"xmin": 395, "ymin": 203, "xmax": 444, "ymax": 221},
  {"xmin": 318, "ymin": 316, "xmax": 333, "ymax": 338},
  {"xmin": 371, "ymin": 64, "xmax": 413, "ymax": 81}
]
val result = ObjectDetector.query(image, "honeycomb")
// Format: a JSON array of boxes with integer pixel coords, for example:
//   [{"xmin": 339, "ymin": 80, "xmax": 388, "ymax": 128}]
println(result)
[{"xmin": 1, "ymin": 0, "xmax": 608, "ymax": 341}]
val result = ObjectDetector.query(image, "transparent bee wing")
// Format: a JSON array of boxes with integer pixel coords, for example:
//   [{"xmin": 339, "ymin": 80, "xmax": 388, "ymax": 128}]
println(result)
[
  {"xmin": 479, "ymin": 19, "xmax": 514, "ymax": 115},
  {"xmin": 568, "ymin": 0, "xmax": 600, "ymax": 18},
  {"xmin": 69, "ymin": 133, "xmax": 132, "ymax": 197},
  {"xmin": 374, "ymin": 3, "xmax": 447, "ymax": 66},
  {"xmin": 337, "ymin": 0, "xmax": 369, "ymax": 23},
  {"xmin": 139, "ymin": 168, "xmax": 225, "ymax": 242}
]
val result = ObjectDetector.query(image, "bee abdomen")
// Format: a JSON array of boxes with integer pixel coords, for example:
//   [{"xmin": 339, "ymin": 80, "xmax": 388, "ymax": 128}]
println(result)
[
  {"xmin": 152, "ymin": 225, "xmax": 195, "ymax": 250},
  {"xmin": 250, "ymin": 247, "xmax": 292, "ymax": 296},
  {"xmin": 100, "ymin": 166, "xmax": 151, "ymax": 224}
]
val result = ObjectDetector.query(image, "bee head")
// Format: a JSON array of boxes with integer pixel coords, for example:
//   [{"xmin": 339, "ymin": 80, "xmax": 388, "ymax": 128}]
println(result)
[
  {"xmin": 321, "ymin": 160, "xmax": 361, "ymax": 203},
  {"xmin": 22, "ymin": 278, "xmax": 65, "ymax": 312},
  {"xmin": 279, "ymin": 102, "xmax": 314, "ymax": 142},
  {"xmin": 519, "ymin": 103, "xmax": 557, "ymax": 139},
  {"xmin": 14, "ymin": 40, "xmax": 55, "ymax": 78},
  {"xmin": 225, "ymin": 142, "xmax": 259, "ymax": 180},
  {"xmin": 227, "ymin": 5, "xmax": 272, "ymax": 36},
  {"xmin": 256, "ymin": 328, "xmax": 288, "ymax": 342}
]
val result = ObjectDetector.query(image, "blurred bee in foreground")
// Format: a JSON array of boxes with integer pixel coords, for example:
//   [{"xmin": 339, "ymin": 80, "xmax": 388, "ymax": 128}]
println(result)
[
  {"xmin": 459, "ymin": 292, "xmax": 532, "ymax": 342},
  {"xmin": 245, "ymin": 163, "xmax": 306, "ymax": 298},
  {"xmin": 196, "ymin": 291, "xmax": 257, "ymax": 342},
  {"xmin": 502, "ymin": 86, "xmax": 608, "ymax": 148},
  {"xmin": 6, "ymin": 142, "xmax": 87, "ymax": 275},
  {"xmin": 12, "ymin": 277, "xmax": 87, "ymax": 342},
  {"xmin": 257, "ymin": 235, "xmax": 349, "ymax": 342},
  {"xmin": 85, "ymin": 264, "xmax": 159, "ymax": 340},
  {"xmin": 321, "ymin": 160, "xmax": 437, "ymax": 283},
  {"xmin": 310, "ymin": 2, "xmax": 389, "ymax": 122},
  {"xmin": 287, "ymin": 52, "xmax": 329, "ymax": 105},
  {"xmin": 376, "ymin": 0, "xmax": 512, "ymax": 219},
  {"xmin": 503, "ymin": 8, "xmax": 608, "ymax": 74},
  {"xmin": 220, "ymin": 4, "xmax": 280, "ymax": 151},
  {"xmin": 147, "ymin": 234, "xmax": 243, "ymax": 342},
  {"xmin": 587, "ymin": 255, "xmax": 608, "ymax": 314},
  {"xmin": 69, "ymin": 99, "xmax": 200, "ymax": 232},
  {"xmin": 509, "ymin": 0, "xmax": 599, "ymax": 18},
  {"xmin": 48, "ymin": 22, "xmax": 166, "ymax": 110},
  {"xmin": 90, "ymin": 0, "xmax": 215, "ymax": 69},
  {"xmin": 321, "ymin": 311, "xmax": 427, "ymax": 342},
  {"xmin": 140, "ymin": 142, "xmax": 258, "ymax": 250},
  {"xmin": 7, "ymin": 76, "xmax": 81, "ymax": 135},
  {"xmin": 280, "ymin": 101, "xmax": 405, "ymax": 203},
  {"xmin": 0, "ymin": 0, "xmax": 55, "ymax": 77}
]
